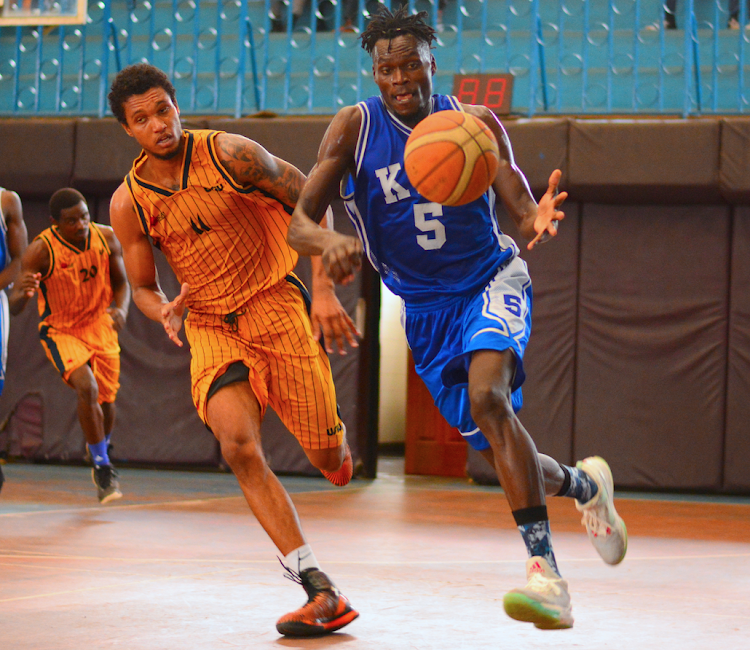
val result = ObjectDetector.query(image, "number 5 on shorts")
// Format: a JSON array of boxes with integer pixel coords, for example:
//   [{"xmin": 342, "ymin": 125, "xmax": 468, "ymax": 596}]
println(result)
[{"xmin": 504, "ymin": 294, "xmax": 522, "ymax": 317}]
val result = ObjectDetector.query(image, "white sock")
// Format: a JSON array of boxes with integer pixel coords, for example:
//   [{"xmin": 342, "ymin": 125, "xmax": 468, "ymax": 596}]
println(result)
[{"xmin": 284, "ymin": 544, "xmax": 319, "ymax": 574}]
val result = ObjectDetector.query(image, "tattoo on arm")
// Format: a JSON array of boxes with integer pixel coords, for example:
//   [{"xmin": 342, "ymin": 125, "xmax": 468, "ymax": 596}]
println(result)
[{"xmin": 217, "ymin": 134, "xmax": 303, "ymax": 205}]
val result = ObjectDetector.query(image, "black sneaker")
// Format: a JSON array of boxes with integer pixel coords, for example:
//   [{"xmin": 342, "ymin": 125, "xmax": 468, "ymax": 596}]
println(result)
[
  {"xmin": 91, "ymin": 464, "xmax": 122, "ymax": 504},
  {"xmin": 276, "ymin": 567, "xmax": 359, "ymax": 636}
]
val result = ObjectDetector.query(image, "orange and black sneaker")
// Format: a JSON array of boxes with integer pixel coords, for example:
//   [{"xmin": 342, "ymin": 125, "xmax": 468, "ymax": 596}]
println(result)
[{"xmin": 276, "ymin": 567, "xmax": 359, "ymax": 636}]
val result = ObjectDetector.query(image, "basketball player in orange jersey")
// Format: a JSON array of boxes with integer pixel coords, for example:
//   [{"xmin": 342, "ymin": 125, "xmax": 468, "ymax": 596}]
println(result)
[
  {"xmin": 9, "ymin": 188, "xmax": 130, "ymax": 504},
  {"xmin": 0, "ymin": 187, "xmax": 30, "ymax": 494},
  {"xmin": 287, "ymin": 6, "xmax": 627, "ymax": 632},
  {"xmin": 107, "ymin": 63, "xmax": 359, "ymax": 638}
]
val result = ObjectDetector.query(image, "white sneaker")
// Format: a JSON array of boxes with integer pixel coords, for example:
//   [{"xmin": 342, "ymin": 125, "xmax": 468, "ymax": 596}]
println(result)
[
  {"xmin": 575, "ymin": 456, "xmax": 628, "ymax": 565},
  {"xmin": 503, "ymin": 557, "xmax": 574, "ymax": 629}
]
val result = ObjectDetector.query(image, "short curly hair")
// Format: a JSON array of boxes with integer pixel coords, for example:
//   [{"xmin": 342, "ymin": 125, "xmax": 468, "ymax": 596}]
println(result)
[
  {"xmin": 108, "ymin": 63, "xmax": 177, "ymax": 124},
  {"xmin": 361, "ymin": 4, "xmax": 435, "ymax": 55},
  {"xmin": 49, "ymin": 188, "xmax": 87, "ymax": 221}
]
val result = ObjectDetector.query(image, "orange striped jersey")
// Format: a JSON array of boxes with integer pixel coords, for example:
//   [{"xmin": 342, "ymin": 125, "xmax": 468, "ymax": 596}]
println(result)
[
  {"xmin": 124, "ymin": 129, "xmax": 298, "ymax": 316},
  {"xmin": 35, "ymin": 222, "xmax": 114, "ymax": 331}
]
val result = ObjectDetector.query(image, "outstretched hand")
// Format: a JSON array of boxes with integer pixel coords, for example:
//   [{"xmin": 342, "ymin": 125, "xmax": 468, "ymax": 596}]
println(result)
[
  {"xmin": 311, "ymin": 290, "xmax": 360, "ymax": 355},
  {"xmin": 528, "ymin": 169, "xmax": 568, "ymax": 250},
  {"xmin": 161, "ymin": 282, "xmax": 189, "ymax": 347}
]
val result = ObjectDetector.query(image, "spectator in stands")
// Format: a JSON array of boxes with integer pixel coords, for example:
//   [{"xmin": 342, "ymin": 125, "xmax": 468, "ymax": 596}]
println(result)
[
  {"xmin": 0, "ymin": 187, "xmax": 29, "ymax": 494},
  {"xmin": 271, "ymin": 0, "xmax": 333, "ymax": 31},
  {"xmin": 646, "ymin": 0, "xmax": 677, "ymax": 30},
  {"xmin": 648, "ymin": 0, "xmax": 748, "ymax": 30},
  {"xmin": 728, "ymin": 0, "xmax": 750, "ymax": 28}
]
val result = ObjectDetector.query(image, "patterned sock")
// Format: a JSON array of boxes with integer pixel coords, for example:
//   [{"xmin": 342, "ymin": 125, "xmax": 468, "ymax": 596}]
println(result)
[
  {"xmin": 513, "ymin": 505, "xmax": 561, "ymax": 576},
  {"xmin": 87, "ymin": 440, "xmax": 110, "ymax": 468},
  {"xmin": 556, "ymin": 464, "xmax": 599, "ymax": 503}
]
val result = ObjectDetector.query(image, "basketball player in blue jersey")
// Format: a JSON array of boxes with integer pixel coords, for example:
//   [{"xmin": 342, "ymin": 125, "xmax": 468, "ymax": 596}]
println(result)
[
  {"xmin": 0, "ymin": 187, "xmax": 30, "ymax": 494},
  {"xmin": 288, "ymin": 5, "xmax": 627, "ymax": 631}
]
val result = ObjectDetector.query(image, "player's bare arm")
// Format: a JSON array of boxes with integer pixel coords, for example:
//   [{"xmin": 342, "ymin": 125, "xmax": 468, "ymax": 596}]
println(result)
[
  {"xmin": 8, "ymin": 238, "xmax": 48, "ymax": 315},
  {"xmin": 215, "ymin": 132, "xmax": 305, "ymax": 207},
  {"xmin": 466, "ymin": 104, "xmax": 567, "ymax": 249},
  {"xmin": 110, "ymin": 183, "xmax": 185, "ymax": 346},
  {"xmin": 0, "ymin": 190, "xmax": 29, "ymax": 292},
  {"xmin": 309, "ymin": 211, "xmax": 360, "ymax": 354},
  {"xmin": 288, "ymin": 107, "xmax": 364, "ymax": 284},
  {"xmin": 101, "ymin": 226, "xmax": 131, "ymax": 332}
]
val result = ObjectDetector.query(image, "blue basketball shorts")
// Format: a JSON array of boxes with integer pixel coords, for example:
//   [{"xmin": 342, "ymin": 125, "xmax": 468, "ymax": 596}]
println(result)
[{"xmin": 404, "ymin": 255, "xmax": 533, "ymax": 451}]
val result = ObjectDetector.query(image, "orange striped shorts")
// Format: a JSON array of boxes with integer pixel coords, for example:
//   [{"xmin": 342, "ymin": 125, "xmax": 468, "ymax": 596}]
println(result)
[
  {"xmin": 39, "ymin": 315, "xmax": 121, "ymax": 403},
  {"xmin": 186, "ymin": 275, "xmax": 344, "ymax": 450}
]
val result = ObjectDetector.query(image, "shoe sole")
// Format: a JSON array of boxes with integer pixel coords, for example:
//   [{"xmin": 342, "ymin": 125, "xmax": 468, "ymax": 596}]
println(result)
[
  {"xmin": 503, "ymin": 593, "xmax": 573, "ymax": 630},
  {"xmin": 100, "ymin": 489, "xmax": 123, "ymax": 505},
  {"xmin": 91, "ymin": 469, "xmax": 123, "ymax": 505},
  {"xmin": 276, "ymin": 609, "xmax": 359, "ymax": 636},
  {"xmin": 577, "ymin": 456, "xmax": 628, "ymax": 565}
]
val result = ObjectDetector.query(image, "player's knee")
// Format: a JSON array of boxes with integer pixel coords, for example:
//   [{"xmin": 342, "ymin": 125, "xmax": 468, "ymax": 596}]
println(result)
[
  {"xmin": 75, "ymin": 380, "xmax": 99, "ymax": 405},
  {"xmin": 214, "ymin": 425, "xmax": 264, "ymax": 468},
  {"xmin": 468, "ymin": 382, "xmax": 513, "ymax": 427}
]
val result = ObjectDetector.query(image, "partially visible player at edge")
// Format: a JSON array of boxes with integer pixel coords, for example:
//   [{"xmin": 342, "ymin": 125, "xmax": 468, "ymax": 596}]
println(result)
[
  {"xmin": 9, "ymin": 188, "xmax": 130, "ymax": 504},
  {"xmin": 287, "ymin": 6, "xmax": 627, "ymax": 630},
  {"xmin": 107, "ymin": 63, "xmax": 359, "ymax": 637},
  {"xmin": 0, "ymin": 187, "xmax": 30, "ymax": 495}
]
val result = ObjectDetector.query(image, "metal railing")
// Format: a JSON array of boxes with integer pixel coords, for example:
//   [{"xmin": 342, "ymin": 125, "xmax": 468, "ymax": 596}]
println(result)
[{"xmin": 1, "ymin": 0, "xmax": 749, "ymax": 117}]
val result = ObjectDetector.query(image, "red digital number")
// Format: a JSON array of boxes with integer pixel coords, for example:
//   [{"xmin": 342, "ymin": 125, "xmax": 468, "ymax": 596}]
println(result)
[
  {"xmin": 483, "ymin": 78, "xmax": 506, "ymax": 109},
  {"xmin": 457, "ymin": 78, "xmax": 480, "ymax": 105}
]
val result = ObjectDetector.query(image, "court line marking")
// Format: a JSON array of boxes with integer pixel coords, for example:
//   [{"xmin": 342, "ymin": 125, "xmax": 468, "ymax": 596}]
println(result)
[{"xmin": 0, "ymin": 565, "xmax": 277, "ymax": 604}]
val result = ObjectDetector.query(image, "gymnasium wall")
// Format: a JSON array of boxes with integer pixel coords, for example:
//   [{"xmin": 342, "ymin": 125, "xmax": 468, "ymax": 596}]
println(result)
[{"xmin": 1, "ymin": 116, "xmax": 749, "ymax": 492}]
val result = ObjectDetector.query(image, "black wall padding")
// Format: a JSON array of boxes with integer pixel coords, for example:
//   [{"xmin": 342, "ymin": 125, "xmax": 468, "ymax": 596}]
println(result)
[
  {"xmin": 568, "ymin": 119, "xmax": 722, "ymax": 204},
  {"xmin": 725, "ymin": 207, "xmax": 750, "ymax": 491},
  {"xmin": 574, "ymin": 205, "xmax": 729, "ymax": 490},
  {"xmin": 503, "ymin": 118, "xmax": 569, "ymax": 195},
  {"xmin": 0, "ymin": 119, "xmax": 75, "ymax": 196},
  {"xmin": 720, "ymin": 118, "xmax": 750, "ymax": 204}
]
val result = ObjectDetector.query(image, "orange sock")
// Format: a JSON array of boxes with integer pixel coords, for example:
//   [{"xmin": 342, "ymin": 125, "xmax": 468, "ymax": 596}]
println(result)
[{"xmin": 321, "ymin": 445, "xmax": 353, "ymax": 486}]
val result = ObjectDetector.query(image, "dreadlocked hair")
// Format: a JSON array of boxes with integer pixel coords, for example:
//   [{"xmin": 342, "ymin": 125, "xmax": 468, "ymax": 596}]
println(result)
[{"xmin": 361, "ymin": 4, "xmax": 436, "ymax": 54}]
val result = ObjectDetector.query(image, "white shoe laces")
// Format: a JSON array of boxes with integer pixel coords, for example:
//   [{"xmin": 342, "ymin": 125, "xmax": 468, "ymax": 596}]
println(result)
[
  {"xmin": 526, "ymin": 572, "xmax": 563, "ymax": 596},
  {"xmin": 581, "ymin": 508, "xmax": 612, "ymax": 537}
]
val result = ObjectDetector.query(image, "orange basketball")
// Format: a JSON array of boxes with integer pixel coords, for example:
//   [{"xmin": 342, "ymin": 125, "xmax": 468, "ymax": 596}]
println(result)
[{"xmin": 404, "ymin": 111, "xmax": 499, "ymax": 207}]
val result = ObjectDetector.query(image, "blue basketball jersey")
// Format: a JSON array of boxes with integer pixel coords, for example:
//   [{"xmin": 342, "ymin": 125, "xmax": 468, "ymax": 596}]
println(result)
[{"xmin": 342, "ymin": 95, "xmax": 519, "ymax": 309}]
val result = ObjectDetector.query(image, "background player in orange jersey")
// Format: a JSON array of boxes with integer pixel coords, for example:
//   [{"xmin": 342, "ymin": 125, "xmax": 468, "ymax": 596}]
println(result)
[
  {"xmin": 107, "ymin": 63, "xmax": 359, "ymax": 637},
  {"xmin": 9, "ymin": 188, "xmax": 131, "ymax": 504},
  {"xmin": 0, "ymin": 187, "xmax": 30, "ymax": 494}
]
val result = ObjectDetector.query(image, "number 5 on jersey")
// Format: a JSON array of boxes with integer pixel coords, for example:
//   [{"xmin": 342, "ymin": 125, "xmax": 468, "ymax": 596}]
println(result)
[{"xmin": 414, "ymin": 203, "xmax": 446, "ymax": 251}]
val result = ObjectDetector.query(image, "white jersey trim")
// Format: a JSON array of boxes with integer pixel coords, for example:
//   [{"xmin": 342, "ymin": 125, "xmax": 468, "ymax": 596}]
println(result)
[
  {"xmin": 354, "ymin": 101, "xmax": 371, "ymax": 177},
  {"xmin": 343, "ymin": 196, "xmax": 378, "ymax": 271}
]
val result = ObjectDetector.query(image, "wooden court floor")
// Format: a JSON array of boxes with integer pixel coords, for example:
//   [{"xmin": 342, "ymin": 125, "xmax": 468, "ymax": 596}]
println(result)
[{"xmin": 1, "ymin": 458, "xmax": 748, "ymax": 650}]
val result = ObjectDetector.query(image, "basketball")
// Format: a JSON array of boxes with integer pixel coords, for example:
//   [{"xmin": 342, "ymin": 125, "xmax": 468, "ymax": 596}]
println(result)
[{"xmin": 404, "ymin": 111, "xmax": 500, "ymax": 207}]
